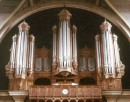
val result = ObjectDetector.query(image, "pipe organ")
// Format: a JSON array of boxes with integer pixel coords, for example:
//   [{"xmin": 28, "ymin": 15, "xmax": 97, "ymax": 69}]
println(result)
[
  {"xmin": 52, "ymin": 9, "xmax": 78, "ymax": 76},
  {"xmin": 5, "ymin": 9, "xmax": 125, "ymax": 101}
]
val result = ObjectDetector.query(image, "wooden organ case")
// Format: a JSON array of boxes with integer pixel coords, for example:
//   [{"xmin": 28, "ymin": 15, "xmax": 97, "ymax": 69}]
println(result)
[
  {"xmin": 30, "ymin": 47, "xmax": 101, "ymax": 101},
  {"xmin": 5, "ymin": 9, "xmax": 125, "ymax": 102}
]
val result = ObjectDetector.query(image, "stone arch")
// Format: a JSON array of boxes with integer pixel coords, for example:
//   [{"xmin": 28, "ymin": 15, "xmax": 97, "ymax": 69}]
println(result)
[{"xmin": 0, "ymin": 1, "xmax": 129, "ymax": 43}]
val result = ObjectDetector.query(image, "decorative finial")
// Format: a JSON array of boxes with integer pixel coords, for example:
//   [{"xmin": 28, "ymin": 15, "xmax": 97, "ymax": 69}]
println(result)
[
  {"xmin": 100, "ymin": 19, "xmax": 112, "ymax": 31},
  {"xmin": 18, "ymin": 21, "xmax": 30, "ymax": 31},
  {"xmin": 58, "ymin": 9, "xmax": 72, "ymax": 21}
]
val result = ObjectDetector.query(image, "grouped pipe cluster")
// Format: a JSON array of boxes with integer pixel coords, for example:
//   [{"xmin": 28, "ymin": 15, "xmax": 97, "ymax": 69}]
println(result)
[
  {"xmin": 95, "ymin": 20, "xmax": 124, "ymax": 79},
  {"xmin": 10, "ymin": 22, "xmax": 35, "ymax": 78},
  {"xmin": 52, "ymin": 9, "xmax": 78, "ymax": 76}
]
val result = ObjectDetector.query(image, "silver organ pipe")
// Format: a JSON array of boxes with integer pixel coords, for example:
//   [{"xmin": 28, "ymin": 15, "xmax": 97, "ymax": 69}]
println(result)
[
  {"xmin": 52, "ymin": 9, "xmax": 78, "ymax": 76},
  {"xmin": 82, "ymin": 57, "xmax": 87, "ymax": 70},
  {"xmin": 109, "ymin": 32, "xmax": 115, "ymax": 74},
  {"xmin": 102, "ymin": 31, "xmax": 108, "ymax": 74},
  {"xmin": 59, "ymin": 22, "xmax": 63, "ymax": 67},
  {"xmin": 52, "ymin": 25, "xmax": 57, "ymax": 64},
  {"xmin": 22, "ymin": 31, "xmax": 28, "ymax": 75},
  {"xmin": 88, "ymin": 56, "xmax": 95, "ymax": 71},
  {"xmin": 29, "ymin": 35, "xmax": 35, "ymax": 72},
  {"xmin": 15, "ymin": 32, "xmax": 22, "ymax": 74},
  {"xmin": 63, "ymin": 21, "xmax": 67, "ymax": 67},
  {"xmin": 113, "ymin": 34, "xmax": 120, "ymax": 68},
  {"xmin": 72, "ymin": 25, "xmax": 77, "ymax": 64},
  {"xmin": 95, "ymin": 35, "xmax": 101, "ymax": 76},
  {"xmin": 10, "ymin": 34, "xmax": 17, "ymax": 69},
  {"xmin": 66, "ymin": 21, "xmax": 71, "ymax": 67}
]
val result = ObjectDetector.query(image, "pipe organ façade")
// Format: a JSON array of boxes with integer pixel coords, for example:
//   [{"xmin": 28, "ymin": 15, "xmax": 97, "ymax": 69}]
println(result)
[{"xmin": 5, "ymin": 9, "xmax": 125, "ymax": 101}]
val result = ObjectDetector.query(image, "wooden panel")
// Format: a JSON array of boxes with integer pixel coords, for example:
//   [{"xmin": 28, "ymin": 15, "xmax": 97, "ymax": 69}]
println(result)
[
  {"xmin": 29, "ymin": 86, "xmax": 37, "ymax": 99},
  {"xmin": 83, "ymin": 86, "xmax": 92, "ymax": 97},
  {"xmin": 77, "ymin": 87, "xmax": 83, "ymax": 97},
  {"xmin": 92, "ymin": 87, "xmax": 101, "ymax": 97},
  {"xmin": 37, "ymin": 86, "xmax": 46, "ymax": 97},
  {"xmin": 46, "ymin": 86, "xmax": 53, "ymax": 97},
  {"xmin": 69, "ymin": 86, "xmax": 77, "ymax": 97},
  {"xmin": 29, "ymin": 85, "xmax": 102, "ymax": 100},
  {"xmin": 53, "ymin": 86, "xmax": 61, "ymax": 97}
]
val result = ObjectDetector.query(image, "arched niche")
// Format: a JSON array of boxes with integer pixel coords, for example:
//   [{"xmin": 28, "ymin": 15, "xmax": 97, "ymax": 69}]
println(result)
[
  {"xmin": 79, "ymin": 77, "xmax": 96, "ymax": 85},
  {"xmin": 34, "ymin": 77, "xmax": 51, "ymax": 85}
]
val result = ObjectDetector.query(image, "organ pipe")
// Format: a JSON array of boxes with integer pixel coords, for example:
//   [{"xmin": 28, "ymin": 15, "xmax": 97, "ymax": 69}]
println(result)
[
  {"xmin": 52, "ymin": 25, "xmax": 57, "ymax": 64},
  {"xmin": 113, "ymin": 34, "xmax": 120, "ymax": 68},
  {"xmin": 15, "ymin": 31, "xmax": 22, "ymax": 74},
  {"xmin": 29, "ymin": 35, "xmax": 35, "ymax": 72},
  {"xmin": 72, "ymin": 25, "xmax": 77, "ymax": 64},
  {"xmin": 59, "ymin": 22, "xmax": 63, "ymax": 67},
  {"xmin": 66, "ymin": 21, "xmax": 71, "ymax": 68},
  {"xmin": 95, "ymin": 34, "xmax": 102, "ymax": 76},
  {"xmin": 95, "ymin": 20, "xmax": 124, "ymax": 79},
  {"xmin": 10, "ymin": 34, "xmax": 17, "ymax": 69}
]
